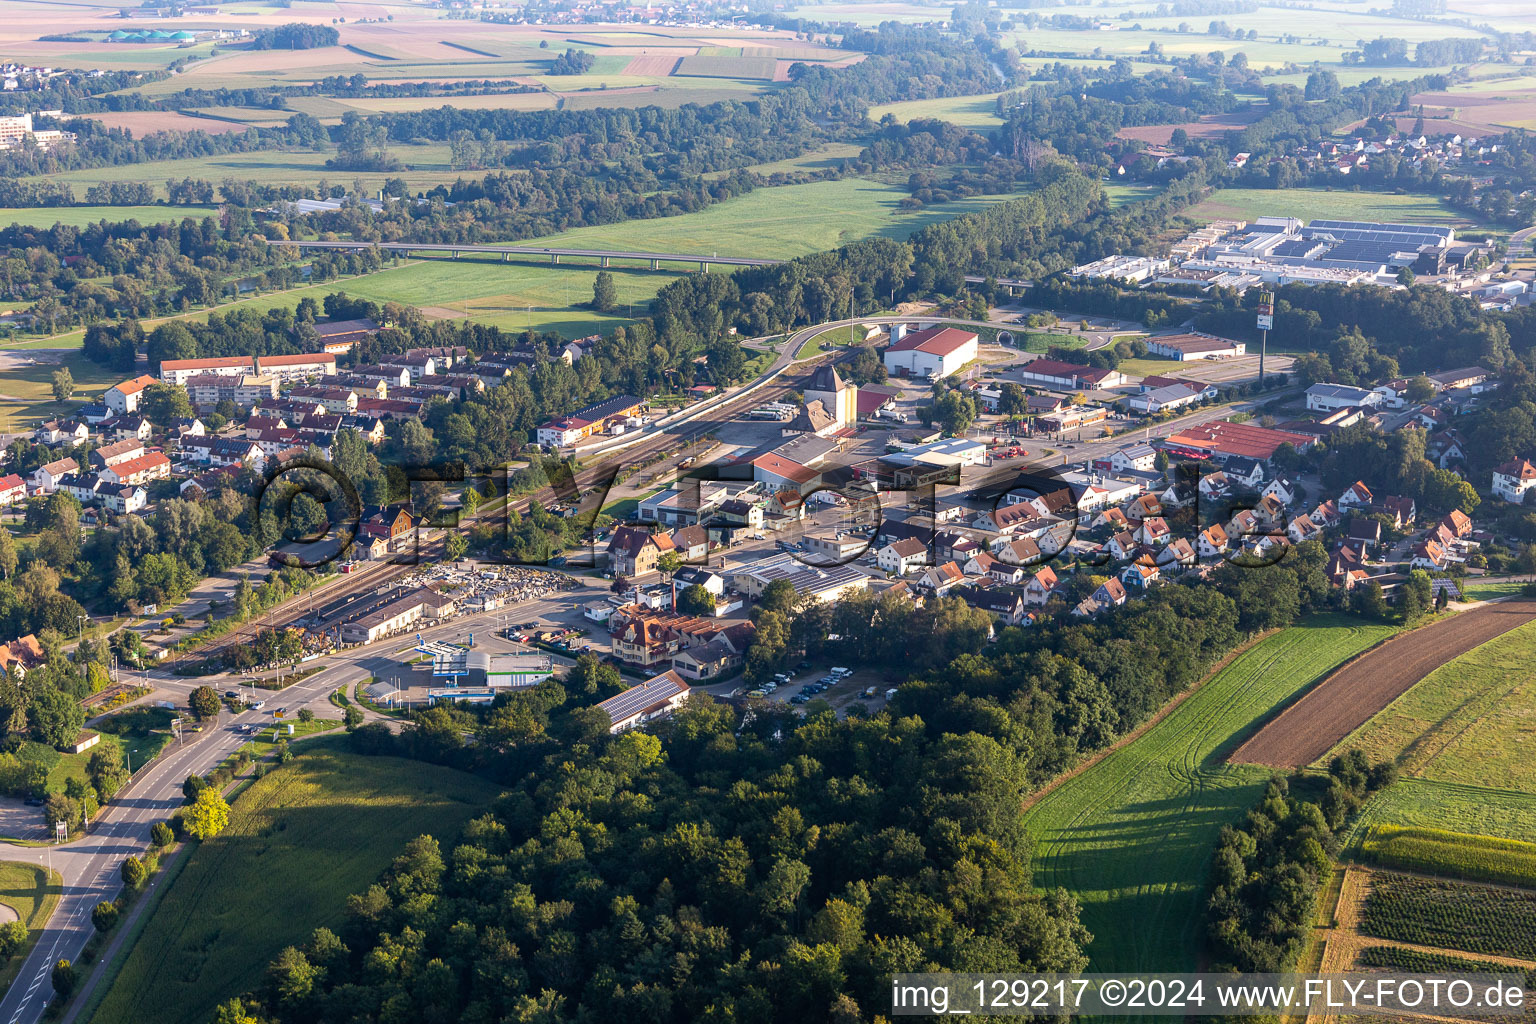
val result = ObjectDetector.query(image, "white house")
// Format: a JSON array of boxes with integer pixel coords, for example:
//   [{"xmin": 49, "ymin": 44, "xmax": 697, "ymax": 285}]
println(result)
[
  {"xmin": 876, "ymin": 538, "xmax": 928, "ymax": 575},
  {"xmin": 0, "ymin": 473, "xmax": 25, "ymax": 507},
  {"xmin": 882, "ymin": 326, "xmax": 979, "ymax": 380},
  {"xmin": 105, "ymin": 374, "xmax": 157, "ymax": 415},
  {"xmin": 1493, "ymin": 458, "xmax": 1536, "ymax": 504},
  {"xmin": 1022, "ymin": 566, "xmax": 1058, "ymax": 605},
  {"xmin": 1110, "ymin": 443, "xmax": 1157, "ymax": 474},
  {"xmin": 31, "ymin": 457, "xmax": 78, "ymax": 493}
]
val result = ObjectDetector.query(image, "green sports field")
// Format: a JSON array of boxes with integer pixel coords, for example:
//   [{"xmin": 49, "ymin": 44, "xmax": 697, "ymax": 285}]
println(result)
[
  {"xmin": 1024, "ymin": 618, "xmax": 1397, "ymax": 972},
  {"xmin": 87, "ymin": 743, "xmax": 499, "ymax": 1024}
]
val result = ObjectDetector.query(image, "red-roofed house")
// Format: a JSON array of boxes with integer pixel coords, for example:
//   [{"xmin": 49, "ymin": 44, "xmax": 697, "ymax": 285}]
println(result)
[
  {"xmin": 0, "ymin": 473, "xmax": 24, "ymax": 507},
  {"xmin": 99, "ymin": 451, "xmax": 171, "ymax": 486},
  {"xmin": 1493, "ymin": 459, "xmax": 1536, "ymax": 504},
  {"xmin": 106, "ymin": 374, "xmax": 157, "ymax": 415}
]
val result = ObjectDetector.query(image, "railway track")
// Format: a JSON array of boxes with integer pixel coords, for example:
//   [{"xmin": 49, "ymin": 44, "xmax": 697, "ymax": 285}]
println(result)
[{"xmin": 181, "ymin": 355, "xmax": 822, "ymax": 664}]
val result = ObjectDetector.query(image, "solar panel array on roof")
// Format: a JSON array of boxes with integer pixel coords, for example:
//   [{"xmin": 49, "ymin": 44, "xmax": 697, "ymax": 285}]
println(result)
[
  {"xmin": 1273, "ymin": 239, "xmax": 1325, "ymax": 258},
  {"xmin": 599, "ymin": 674, "xmax": 686, "ymax": 722}
]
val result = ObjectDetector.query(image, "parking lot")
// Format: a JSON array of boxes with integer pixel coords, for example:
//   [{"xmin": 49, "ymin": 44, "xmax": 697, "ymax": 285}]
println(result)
[{"xmin": 702, "ymin": 661, "xmax": 896, "ymax": 718}]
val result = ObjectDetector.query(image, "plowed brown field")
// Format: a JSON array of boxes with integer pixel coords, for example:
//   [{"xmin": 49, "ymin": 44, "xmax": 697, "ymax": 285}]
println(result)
[{"xmin": 1230, "ymin": 597, "xmax": 1536, "ymax": 769}]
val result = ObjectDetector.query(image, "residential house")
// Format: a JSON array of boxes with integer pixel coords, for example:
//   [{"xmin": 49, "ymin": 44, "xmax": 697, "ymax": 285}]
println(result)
[
  {"xmin": 955, "ymin": 585, "xmax": 1030, "ymax": 626},
  {"xmin": 1157, "ymin": 537, "xmax": 1197, "ymax": 569},
  {"xmin": 1022, "ymin": 566, "xmax": 1058, "ymax": 605},
  {"xmin": 1262, "ymin": 477, "xmax": 1298, "ymax": 506},
  {"xmin": 877, "ymin": 538, "xmax": 928, "ymax": 575},
  {"xmin": 32, "ymin": 457, "xmax": 78, "ymax": 493},
  {"xmin": 1107, "ymin": 530, "xmax": 1139, "ymax": 561},
  {"xmin": 607, "ymin": 525, "xmax": 676, "ymax": 577},
  {"xmin": 36, "ymin": 419, "xmax": 88, "ymax": 445},
  {"xmin": 1441, "ymin": 508, "xmax": 1473, "ymax": 539},
  {"xmin": 1346, "ymin": 518, "xmax": 1382, "ymax": 549},
  {"xmin": 998, "ymin": 536, "xmax": 1044, "ymax": 566},
  {"xmin": 1493, "ymin": 458, "xmax": 1536, "ymax": 504},
  {"xmin": 1287, "ymin": 515, "xmax": 1323, "ymax": 544},
  {"xmin": 1073, "ymin": 577, "xmax": 1128, "ymax": 617},
  {"xmin": 1409, "ymin": 538, "xmax": 1448, "ymax": 572},
  {"xmin": 919, "ymin": 562, "xmax": 965, "ymax": 594},
  {"xmin": 1135, "ymin": 517, "xmax": 1171, "ymax": 546},
  {"xmin": 0, "ymin": 473, "xmax": 26, "ymax": 507},
  {"xmin": 0, "ymin": 634, "xmax": 45, "ymax": 680},
  {"xmin": 1093, "ymin": 507, "xmax": 1130, "ymax": 532},
  {"xmin": 669, "ymin": 524, "xmax": 710, "ymax": 563},
  {"xmin": 987, "ymin": 560, "xmax": 1029, "ymax": 585},
  {"xmin": 105, "ymin": 374, "xmax": 157, "ymax": 415},
  {"xmin": 1379, "ymin": 495, "xmax": 1417, "ymax": 526},
  {"xmin": 1223, "ymin": 457, "xmax": 1266, "ymax": 490},
  {"xmin": 1198, "ymin": 471, "xmax": 1231, "ymax": 502},
  {"xmin": 1339, "ymin": 481, "xmax": 1374, "ymax": 509},
  {"xmin": 99, "ymin": 451, "xmax": 170, "ymax": 486},
  {"xmin": 1197, "ymin": 524, "xmax": 1229, "ymax": 560},
  {"xmin": 89, "ymin": 437, "xmax": 145, "ymax": 470}
]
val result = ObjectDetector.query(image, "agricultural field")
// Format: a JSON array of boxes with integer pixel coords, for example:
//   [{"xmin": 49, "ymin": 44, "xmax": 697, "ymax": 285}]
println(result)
[
  {"xmin": 1187, "ymin": 188, "xmax": 1489, "ymax": 230},
  {"xmin": 16, "ymin": 144, "xmax": 462, "ymax": 202},
  {"xmin": 1360, "ymin": 872, "xmax": 1536, "ymax": 961},
  {"xmin": 724, "ymin": 141, "xmax": 867, "ymax": 178},
  {"xmin": 1350, "ymin": 778, "xmax": 1536, "ymax": 847},
  {"xmin": 0, "ymin": 206, "xmax": 218, "ymax": 230},
  {"xmin": 1232, "ymin": 598, "xmax": 1536, "ymax": 770},
  {"xmin": 1320, "ymin": 617, "xmax": 1536, "ymax": 790},
  {"xmin": 87, "ymin": 743, "xmax": 500, "ymax": 1024},
  {"xmin": 526, "ymin": 178, "xmax": 1032, "ymax": 260},
  {"xmin": 867, "ymin": 92, "xmax": 1009, "ymax": 127},
  {"xmin": 1362, "ymin": 825, "xmax": 1536, "ymax": 889},
  {"xmin": 1023, "ymin": 618, "xmax": 1397, "ymax": 973},
  {"xmin": 0, "ymin": 861, "xmax": 61, "ymax": 994},
  {"xmin": 1355, "ymin": 945, "xmax": 1536, "ymax": 985}
]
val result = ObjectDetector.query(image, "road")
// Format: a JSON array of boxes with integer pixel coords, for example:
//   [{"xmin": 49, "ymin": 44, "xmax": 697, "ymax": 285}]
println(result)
[{"xmin": 0, "ymin": 582, "xmax": 602, "ymax": 1024}]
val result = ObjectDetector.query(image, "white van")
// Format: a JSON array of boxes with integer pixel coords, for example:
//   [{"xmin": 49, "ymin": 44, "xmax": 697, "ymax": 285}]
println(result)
[{"xmin": 830, "ymin": 667, "xmax": 851, "ymax": 677}]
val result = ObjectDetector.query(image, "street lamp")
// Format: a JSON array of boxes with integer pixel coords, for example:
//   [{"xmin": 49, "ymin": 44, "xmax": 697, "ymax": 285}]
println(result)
[{"xmin": 76, "ymin": 614, "xmax": 88, "ymax": 639}]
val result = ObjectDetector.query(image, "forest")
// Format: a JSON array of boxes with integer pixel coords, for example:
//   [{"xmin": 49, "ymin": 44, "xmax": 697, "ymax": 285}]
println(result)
[{"xmin": 216, "ymin": 546, "xmax": 1352, "ymax": 1024}]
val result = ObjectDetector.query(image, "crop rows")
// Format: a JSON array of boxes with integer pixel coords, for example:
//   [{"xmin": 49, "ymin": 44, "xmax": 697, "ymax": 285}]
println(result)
[
  {"xmin": 1361, "ymin": 872, "xmax": 1536, "ymax": 961},
  {"xmin": 1356, "ymin": 946, "xmax": 1536, "ymax": 988},
  {"xmin": 1364, "ymin": 826, "xmax": 1536, "ymax": 888}
]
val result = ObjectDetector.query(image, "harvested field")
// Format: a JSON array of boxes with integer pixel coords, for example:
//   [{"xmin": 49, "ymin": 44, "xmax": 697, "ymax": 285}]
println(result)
[
  {"xmin": 1230, "ymin": 598, "xmax": 1536, "ymax": 769},
  {"xmin": 1116, "ymin": 107, "xmax": 1267, "ymax": 144},
  {"xmin": 80, "ymin": 110, "xmax": 251, "ymax": 136},
  {"xmin": 677, "ymin": 55, "xmax": 777, "ymax": 79},
  {"xmin": 623, "ymin": 55, "xmax": 683, "ymax": 76}
]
